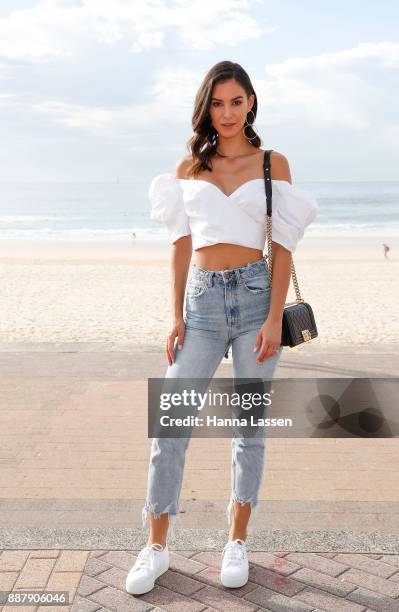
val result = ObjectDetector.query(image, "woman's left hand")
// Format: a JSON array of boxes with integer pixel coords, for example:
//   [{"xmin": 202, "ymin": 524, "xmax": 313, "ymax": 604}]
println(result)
[{"xmin": 254, "ymin": 317, "xmax": 282, "ymax": 363}]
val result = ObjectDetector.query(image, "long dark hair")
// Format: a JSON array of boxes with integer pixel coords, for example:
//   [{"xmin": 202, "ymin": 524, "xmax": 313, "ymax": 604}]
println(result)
[{"xmin": 185, "ymin": 61, "xmax": 261, "ymax": 178}]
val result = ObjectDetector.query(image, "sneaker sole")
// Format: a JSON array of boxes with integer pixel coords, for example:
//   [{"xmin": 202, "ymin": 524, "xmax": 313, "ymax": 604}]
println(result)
[
  {"xmin": 126, "ymin": 558, "xmax": 170, "ymax": 595},
  {"xmin": 220, "ymin": 570, "xmax": 249, "ymax": 588}
]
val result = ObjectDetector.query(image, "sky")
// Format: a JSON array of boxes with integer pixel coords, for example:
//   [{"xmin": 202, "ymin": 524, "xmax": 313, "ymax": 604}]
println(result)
[{"xmin": 0, "ymin": 0, "xmax": 398, "ymax": 182}]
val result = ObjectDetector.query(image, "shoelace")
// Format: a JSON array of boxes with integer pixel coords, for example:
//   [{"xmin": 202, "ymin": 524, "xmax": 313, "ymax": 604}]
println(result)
[
  {"xmin": 134, "ymin": 543, "xmax": 164, "ymax": 570},
  {"xmin": 222, "ymin": 539, "xmax": 246, "ymax": 566}
]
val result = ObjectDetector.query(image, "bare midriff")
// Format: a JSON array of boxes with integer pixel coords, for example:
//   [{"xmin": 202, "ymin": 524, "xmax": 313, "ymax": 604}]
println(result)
[{"xmin": 194, "ymin": 243, "xmax": 264, "ymax": 271}]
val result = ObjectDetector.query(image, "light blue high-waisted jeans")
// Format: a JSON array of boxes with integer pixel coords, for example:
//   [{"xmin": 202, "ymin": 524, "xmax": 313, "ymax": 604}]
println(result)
[{"xmin": 142, "ymin": 254, "xmax": 284, "ymax": 535}]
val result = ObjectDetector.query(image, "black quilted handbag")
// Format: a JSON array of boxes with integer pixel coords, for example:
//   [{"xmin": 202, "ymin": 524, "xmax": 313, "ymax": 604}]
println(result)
[{"xmin": 263, "ymin": 149, "xmax": 318, "ymax": 347}]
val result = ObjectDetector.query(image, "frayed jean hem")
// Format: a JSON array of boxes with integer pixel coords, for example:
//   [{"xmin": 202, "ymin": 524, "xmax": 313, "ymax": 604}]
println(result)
[
  {"xmin": 226, "ymin": 496, "xmax": 260, "ymax": 534},
  {"xmin": 141, "ymin": 502, "xmax": 183, "ymax": 537}
]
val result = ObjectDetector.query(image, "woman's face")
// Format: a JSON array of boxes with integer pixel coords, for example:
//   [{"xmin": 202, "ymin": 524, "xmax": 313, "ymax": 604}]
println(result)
[{"xmin": 208, "ymin": 78, "xmax": 254, "ymax": 138}]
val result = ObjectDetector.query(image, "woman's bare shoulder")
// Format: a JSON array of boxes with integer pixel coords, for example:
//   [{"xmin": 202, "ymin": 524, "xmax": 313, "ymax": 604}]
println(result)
[
  {"xmin": 269, "ymin": 150, "xmax": 292, "ymax": 183},
  {"xmin": 175, "ymin": 154, "xmax": 194, "ymax": 179}
]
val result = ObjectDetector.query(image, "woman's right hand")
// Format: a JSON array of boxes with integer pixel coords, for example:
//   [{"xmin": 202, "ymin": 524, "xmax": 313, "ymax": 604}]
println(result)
[{"xmin": 167, "ymin": 317, "xmax": 186, "ymax": 365}]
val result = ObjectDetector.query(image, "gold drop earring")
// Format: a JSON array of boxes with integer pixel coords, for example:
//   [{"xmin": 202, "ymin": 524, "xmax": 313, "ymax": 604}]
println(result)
[{"xmin": 243, "ymin": 110, "xmax": 259, "ymax": 141}]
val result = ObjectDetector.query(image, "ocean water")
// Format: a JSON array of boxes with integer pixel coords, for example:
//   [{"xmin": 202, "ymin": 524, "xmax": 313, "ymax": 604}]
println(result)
[{"xmin": 0, "ymin": 180, "xmax": 398, "ymax": 242}]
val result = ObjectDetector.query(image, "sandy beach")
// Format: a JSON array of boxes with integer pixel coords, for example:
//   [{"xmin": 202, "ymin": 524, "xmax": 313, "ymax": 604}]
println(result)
[{"xmin": 0, "ymin": 236, "xmax": 398, "ymax": 348}]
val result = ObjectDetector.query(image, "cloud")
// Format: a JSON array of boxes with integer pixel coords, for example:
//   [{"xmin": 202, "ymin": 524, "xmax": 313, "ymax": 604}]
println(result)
[
  {"xmin": 0, "ymin": 0, "xmax": 397, "ymax": 141},
  {"xmin": 0, "ymin": 68, "xmax": 201, "ymax": 137},
  {"xmin": 2, "ymin": 40, "xmax": 394, "ymax": 137},
  {"xmin": 255, "ymin": 41, "xmax": 399, "ymax": 130},
  {"xmin": 265, "ymin": 42, "xmax": 399, "ymax": 75},
  {"xmin": 0, "ymin": 0, "xmax": 266, "ymax": 61},
  {"xmin": 0, "ymin": 0, "xmax": 84, "ymax": 62}
]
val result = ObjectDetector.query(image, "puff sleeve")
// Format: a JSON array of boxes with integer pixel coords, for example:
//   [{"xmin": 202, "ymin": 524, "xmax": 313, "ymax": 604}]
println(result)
[
  {"xmin": 271, "ymin": 181, "xmax": 319, "ymax": 252},
  {"xmin": 149, "ymin": 173, "xmax": 191, "ymax": 245}
]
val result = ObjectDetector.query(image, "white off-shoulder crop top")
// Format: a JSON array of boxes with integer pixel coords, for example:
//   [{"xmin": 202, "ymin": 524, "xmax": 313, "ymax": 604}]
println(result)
[{"xmin": 149, "ymin": 172, "xmax": 319, "ymax": 253}]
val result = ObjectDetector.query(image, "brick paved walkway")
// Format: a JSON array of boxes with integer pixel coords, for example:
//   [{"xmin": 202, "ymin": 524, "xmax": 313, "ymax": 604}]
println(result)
[{"xmin": 2, "ymin": 549, "xmax": 399, "ymax": 611}]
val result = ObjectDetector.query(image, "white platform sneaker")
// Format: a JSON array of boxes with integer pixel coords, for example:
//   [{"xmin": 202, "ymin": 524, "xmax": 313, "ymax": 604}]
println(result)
[
  {"xmin": 125, "ymin": 542, "xmax": 169, "ymax": 595},
  {"xmin": 220, "ymin": 538, "xmax": 249, "ymax": 588}
]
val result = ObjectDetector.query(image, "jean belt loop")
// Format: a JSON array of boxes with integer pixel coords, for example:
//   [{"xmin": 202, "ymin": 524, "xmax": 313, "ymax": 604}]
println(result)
[
  {"xmin": 236, "ymin": 269, "xmax": 242, "ymax": 284},
  {"xmin": 207, "ymin": 272, "xmax": 213, "ymax": 287}
]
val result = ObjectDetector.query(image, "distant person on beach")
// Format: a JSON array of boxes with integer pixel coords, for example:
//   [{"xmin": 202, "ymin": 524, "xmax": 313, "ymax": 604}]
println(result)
[
  {"xmin": 383, "ymin": 243, "xmax": 390, "ymax": 259},
  {"xmin": 132, "ymin": 232, "xmax": 136, "ymax": 239},
  {"xmin": 126, "ymin": 61, "xmax": 319, "ymax": 596}
]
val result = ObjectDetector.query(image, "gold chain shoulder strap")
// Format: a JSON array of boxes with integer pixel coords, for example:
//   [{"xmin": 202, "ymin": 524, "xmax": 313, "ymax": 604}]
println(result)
[{"xmin": 264, "ymin": 149, "xmax": 304, "ymax": 304}]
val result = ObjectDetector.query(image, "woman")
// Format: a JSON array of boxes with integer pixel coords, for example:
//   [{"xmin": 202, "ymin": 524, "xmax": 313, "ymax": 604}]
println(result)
[{"xmin": 126, "ymin": 60, "xmax": 319, "ymax": 595}]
